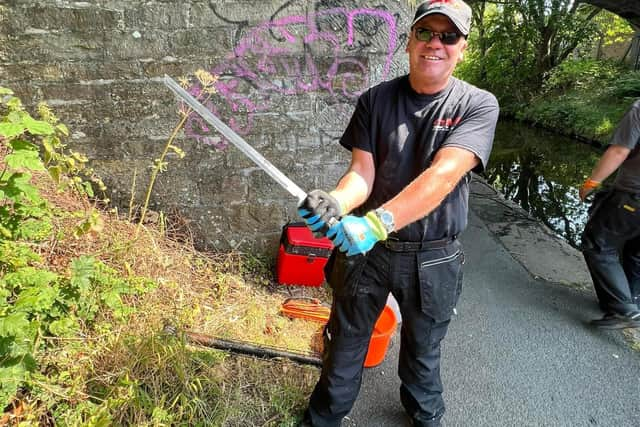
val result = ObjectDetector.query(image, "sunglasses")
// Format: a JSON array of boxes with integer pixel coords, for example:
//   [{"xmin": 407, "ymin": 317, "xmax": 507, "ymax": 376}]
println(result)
[{"xmin": 414, "ymin": 27, "xmax": 463, "ymax": 45}]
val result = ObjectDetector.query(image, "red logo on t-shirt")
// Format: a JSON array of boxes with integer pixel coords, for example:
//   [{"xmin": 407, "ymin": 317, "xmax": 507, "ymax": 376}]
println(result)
[{"xmin": 433, "ymin": 117, "xmax": 462, "ymax": 131}]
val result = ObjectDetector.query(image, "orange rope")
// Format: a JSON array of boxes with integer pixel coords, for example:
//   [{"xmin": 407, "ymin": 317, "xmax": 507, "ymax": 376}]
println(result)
[{"xmin": 280, "ymin": 297, "xmax": 330, "ymax": 324}]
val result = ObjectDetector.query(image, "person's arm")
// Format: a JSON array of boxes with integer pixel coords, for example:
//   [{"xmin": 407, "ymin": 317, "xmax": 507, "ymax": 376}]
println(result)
[
  {"xmin": 297, "ymin": 148, "xmax": 374, "ymax": 233},
  {"xmin": 330, "ymin": 148, "xmax": 375, "ymax": 214},
  {"xmin": 383, "ymin": 146, "xmax": 479, "ymax": 230},
  {"xmin": 329, "ymin": 146, "xmax": 480, "ymax": 256},
  {"xmin": 579, "ymin": 144, "xmax": 631, "ymax": 201}
]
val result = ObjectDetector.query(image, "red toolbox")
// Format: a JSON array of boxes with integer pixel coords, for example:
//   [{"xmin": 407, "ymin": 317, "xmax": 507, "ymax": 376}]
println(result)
[{"xmin": 276, "ymin": 222, "xmax": 333, "ymax": 286}]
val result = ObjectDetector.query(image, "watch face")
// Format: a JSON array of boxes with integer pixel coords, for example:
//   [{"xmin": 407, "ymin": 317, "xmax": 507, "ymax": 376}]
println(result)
[
  {"xmin": 381, "ymin": 211, "xmax": 393, "ymax": 224},
  {"xmin": 376, "ymin": 209, "xmax": 394, "ymax": 233}
]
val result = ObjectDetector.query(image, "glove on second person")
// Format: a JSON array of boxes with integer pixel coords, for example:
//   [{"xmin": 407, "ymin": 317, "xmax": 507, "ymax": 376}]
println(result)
[{"xmin": 297, "ymin": 189, "xmax": 343, "ymax": 234}]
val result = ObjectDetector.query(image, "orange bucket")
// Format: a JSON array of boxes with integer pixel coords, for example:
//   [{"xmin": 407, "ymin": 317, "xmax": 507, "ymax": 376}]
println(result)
[{"xmin": 364, "ymin": 305, "xmax": 398, "ymax": 368}]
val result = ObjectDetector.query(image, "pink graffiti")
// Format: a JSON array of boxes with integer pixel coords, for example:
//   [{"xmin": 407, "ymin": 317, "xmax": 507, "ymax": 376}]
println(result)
[{"xmin": 185, "ymin": 7, "xmax": 398, "ymax": 147}]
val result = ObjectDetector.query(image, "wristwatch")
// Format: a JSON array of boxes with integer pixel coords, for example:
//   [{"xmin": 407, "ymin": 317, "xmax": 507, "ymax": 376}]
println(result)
[{"xmin": 374, "ymin": 207, "xmax": 395, "ymax": 234}]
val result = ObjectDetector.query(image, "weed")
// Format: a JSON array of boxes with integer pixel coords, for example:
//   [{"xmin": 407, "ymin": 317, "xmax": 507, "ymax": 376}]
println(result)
[
  {"xmin": 135, "ymin": 70, "xmax": 218, "ymax": 237},
  {"xmin": 1, "ymin": 85, "xmax": 325, "ymax": 425}
]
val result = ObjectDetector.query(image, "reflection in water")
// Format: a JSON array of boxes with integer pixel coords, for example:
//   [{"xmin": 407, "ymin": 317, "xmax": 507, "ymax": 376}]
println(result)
[{"xmin": 482, "ymin": 120, "xmax": 603, "ymax": 248}]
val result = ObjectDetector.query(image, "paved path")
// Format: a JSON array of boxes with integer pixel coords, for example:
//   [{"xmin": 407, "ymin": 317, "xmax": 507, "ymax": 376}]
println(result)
[{"xmin": 345, "ymin": 180, "xmax": 640, "ymax": 427}]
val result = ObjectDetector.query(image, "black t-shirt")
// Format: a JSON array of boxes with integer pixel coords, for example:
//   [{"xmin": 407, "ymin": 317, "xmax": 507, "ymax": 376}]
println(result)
[
  {"xmin": 612, "ymin": 99, "xmax": 640, "ymax": 193},
  {"xmin": 340, "ymin": 75, "xmax": 499, "ymax": 241}
]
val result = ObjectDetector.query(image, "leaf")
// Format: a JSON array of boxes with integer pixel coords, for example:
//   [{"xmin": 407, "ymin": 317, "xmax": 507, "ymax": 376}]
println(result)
[
  {"xmin": 48, "ymin": 165, "xmax": 61, "ymax": 184},
  {"xmin": 5, "ymin": 151, "xmax": 46, "ymax": 171},
  {"xmin": 101, "ymin": 289, "xmax": 123, "ymax": 311},
  {"xmin": 169, "ymin": 145, "xmax": 186, "ymax": 159},
  {"xmin": 14, "ymin": 285, "xmax": 59, "ymax": 313},
  {"xmin": 0, "ymin": 363, "xmax": 28, "ymax": 408},
  {"xmin": 0, "ymin": 123, "xmax": 24, "ymax": 138},
  {"xmin": 4, "ymin": 173, "xmax": 40, "ymax": 203},
  {"xmin": 2, "ymin": 267, "xmax": 57, "ymax": 290},
  {"xmin": 49, "ymin": 317, "xmax": 78, "ymax": 337},
  {"xmin": 0, "ymin": 223, "xmax": 12, "ymax": 239},
  {"xmin": 56, "ymin": 123, "xmax": 69, "ymax": 136},
  {"xmin": 0, "ymin": 313, "xmax": 30, "ymax": 337},
  {"xmin": 22, "ymin": 115, "xmax": 54, "ymax": 136},
  {"xmin": 71, "ymin": 151, "xmax": 88, "ymax": 163},
  {"xmin": 82, "ymin": 181, "xmax": 94, "ymax": 197},
  {"xmin": 9, "ymin": 139, "xmax": 38, "ymax": 151},
  {"xmin": 70, "ymin": 256, "xmax": 95, "ymax": 293},
  {"xmin": 0, "ymin": 87, "xmax": 14, "ymax": 96}
]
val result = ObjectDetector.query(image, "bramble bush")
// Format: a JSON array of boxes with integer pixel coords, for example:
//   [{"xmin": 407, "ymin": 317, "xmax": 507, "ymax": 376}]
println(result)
[{"xmin": 0, "ymin": 87, "xmax": 153, "ymax": 413}]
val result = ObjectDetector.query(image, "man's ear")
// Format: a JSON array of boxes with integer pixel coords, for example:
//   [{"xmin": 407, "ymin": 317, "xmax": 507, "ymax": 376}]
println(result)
[{"xmin": 457, "ymin": 40, "xmax": 468, "ymax": 63}]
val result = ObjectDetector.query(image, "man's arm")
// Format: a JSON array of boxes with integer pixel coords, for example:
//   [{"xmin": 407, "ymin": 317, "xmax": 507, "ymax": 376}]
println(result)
[
  {"xmin": 383, "ymin": 146, "xmax": 479, "ymax": 230},
  {"xmin": 579, "ymin": 144, "xmax": 631, "ymax": 201},
  {"xmin": 330, "ymin": 148, "xmax": 375, "ymax": 214},
  {"xmin": 327, "ymin": 146, "xmax": 479, "ymax": 256},
  {"xmin": 298, "ymin": 148, "xmax": 374, "ymax": 232}
]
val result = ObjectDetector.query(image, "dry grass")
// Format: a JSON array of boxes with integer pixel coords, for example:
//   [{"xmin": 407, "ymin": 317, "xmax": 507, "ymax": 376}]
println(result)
[
  {"xmin": 7, "ymin": 168, "xmax": 330, "ymax": 424},
  {"xmin": 33, "ymin": 166, "xmax": 331, "ymax": 355}
]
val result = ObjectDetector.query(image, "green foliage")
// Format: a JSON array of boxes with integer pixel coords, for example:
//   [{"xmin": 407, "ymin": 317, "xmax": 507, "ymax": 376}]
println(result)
[
  {"xmin": 514, "ymin": 59, "xmax": 638, "ymax": 142},
  {"xmin": 542, "ymin": 59, "xmax": 621, "ymax": 94},
  {"xmin": 460, "ymin": 1, "xmax": 611, "ymax": 109},
  {"xmin": 0, "ymin": 87, "xmax": 106, "ymax": 240},
  {"xmin": 590, "ymin": 9, "xmax": 634, "ymax": 47},
  {"xmin": 0, "ymin": 88, "xmax": 156, "ymax": 410},
  {"xmin": 0, "ymin": 246, "xmax": 155, "ymax": 408},
  {"xmin": 610, "ymin": 72, "xmax": 640, "ymax": 98}
]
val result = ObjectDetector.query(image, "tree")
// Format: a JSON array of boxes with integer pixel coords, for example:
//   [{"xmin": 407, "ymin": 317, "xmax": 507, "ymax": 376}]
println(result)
[{"xmin": 458, "ymin": 1, "xmax": 603, "ymax": 103}]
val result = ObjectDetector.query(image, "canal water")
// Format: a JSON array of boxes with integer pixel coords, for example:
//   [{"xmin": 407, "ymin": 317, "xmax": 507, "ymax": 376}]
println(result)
[{"xmin": 482, "ymin": 120, "xmax": 604, "ymax": 249}]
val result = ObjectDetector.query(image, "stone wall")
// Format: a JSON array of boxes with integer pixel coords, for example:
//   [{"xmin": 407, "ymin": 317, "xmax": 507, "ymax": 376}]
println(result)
[{"xmin": 0, "ymin": 0, "xmax": 412, "ymax": 254}]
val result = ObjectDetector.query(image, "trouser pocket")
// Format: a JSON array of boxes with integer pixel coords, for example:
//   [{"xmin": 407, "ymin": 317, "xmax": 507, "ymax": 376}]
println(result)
[
  {"xmin": 416, "ymin": 242, "xmax": 464, "ymax": 322},
  {"xmin": 325, "ymin": 250, "xmax": 368, "ymax": 296},
  {"xmin": 582, "ymin": 190, "xmax": 640, "ymax": 252}
]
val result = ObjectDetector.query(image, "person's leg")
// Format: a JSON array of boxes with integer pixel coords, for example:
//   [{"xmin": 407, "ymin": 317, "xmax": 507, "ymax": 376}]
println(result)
[
  {"xmin": 393, "ymin": 242, "xmax": 463, "ymax": 426},
  {"xmin": 623, "ymin": 235, "xmax": 640, "ymax": 308},
  {"xmin": 398, "ymin": 316, "xmax": 450, "ymax": 427},
  {"xmin": 305, "ymin": 247, "xmax": 390, "ymax": 427},
  {"xmin": 581, "ymin": 192, "xmax": 640, "ymax": 317}
]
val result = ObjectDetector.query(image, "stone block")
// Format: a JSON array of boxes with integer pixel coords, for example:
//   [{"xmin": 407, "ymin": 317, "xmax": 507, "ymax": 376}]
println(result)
[
  {"xmin": 103, "ymin": 29, "xmax": 171, "ymax": 60},
  {"xmin": 123, "ymin": 2, "xmax": 190, "ymax": 30},
  {"xmin": 168, "ymin": 28, "xmax": 234, "ymax": 57},
  {"xmin": 4, "ymin": 32, "xmax": 105, "ymax": 62},
  {"xmin": 11, "ymin": 4, "xmax": 121, "ymax": 32}
]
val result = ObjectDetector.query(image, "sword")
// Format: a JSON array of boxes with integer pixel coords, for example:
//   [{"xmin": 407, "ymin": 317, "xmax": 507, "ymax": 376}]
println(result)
[{"xmin": 163, "ymin": 75, "xmax": 308, "ymax": 204}]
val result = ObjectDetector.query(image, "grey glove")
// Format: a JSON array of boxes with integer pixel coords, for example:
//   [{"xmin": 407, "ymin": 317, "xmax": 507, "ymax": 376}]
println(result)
[{"xmin": 297, "ymin": 189, "xmax": 342, "ymax": 234}]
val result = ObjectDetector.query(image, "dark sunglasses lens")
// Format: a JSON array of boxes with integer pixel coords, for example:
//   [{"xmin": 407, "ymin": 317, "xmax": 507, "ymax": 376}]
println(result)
[
  {"xmin": 441, "ymin": 32, "xmax": 460, "ymax": 45},
  {"xmin": 415, "ymin": 29, "xmax": 430, "ymax": 41},
  {"xmin": 415, "ymin": 28, "xmax": 460, "ymax": 45}
]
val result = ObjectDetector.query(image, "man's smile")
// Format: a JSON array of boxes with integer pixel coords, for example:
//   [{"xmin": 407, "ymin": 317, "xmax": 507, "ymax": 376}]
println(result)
[{"xmin": 420, "ymin": 54, "xmax": 443, "ymax": 61}]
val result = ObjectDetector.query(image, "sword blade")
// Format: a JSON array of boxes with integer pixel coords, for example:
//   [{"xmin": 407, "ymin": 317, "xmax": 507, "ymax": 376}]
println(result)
[{"xmin": 163, "ymin": 75, "xmax": 307, "ymax": 204}]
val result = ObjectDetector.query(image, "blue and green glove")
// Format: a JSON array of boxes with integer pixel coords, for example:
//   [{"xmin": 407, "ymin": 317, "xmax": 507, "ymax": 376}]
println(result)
[
  {"xmin": 298, "ymin": 189, "xmax": 344, "ymax": 236},
  {"xmin": 327, "ymin": 211, "xmax": 388, "ymax": 256}
]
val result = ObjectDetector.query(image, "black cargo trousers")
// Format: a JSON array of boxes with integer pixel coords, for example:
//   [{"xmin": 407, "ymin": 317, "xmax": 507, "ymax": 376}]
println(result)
[
  {"xmin": 581, "ymin": 189, "xmax": 640, "ymax": 315},
  {"xmin": 306, "ymin": 237, "xmax": 464, "ymax": 427}
]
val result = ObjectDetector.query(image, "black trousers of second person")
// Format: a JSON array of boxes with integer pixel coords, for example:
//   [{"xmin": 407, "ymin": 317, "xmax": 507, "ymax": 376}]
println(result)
[
  {"xmin": 581, "ymin": 189, "xmax": 640, "ymax": 315},
  {"xmin": 306, "ymin": 238, "xmax": 464, "ymax": 427}
]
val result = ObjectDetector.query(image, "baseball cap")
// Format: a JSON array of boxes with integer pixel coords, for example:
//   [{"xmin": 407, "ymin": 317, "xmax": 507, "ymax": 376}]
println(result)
[{"xmin": 411, "ymin": 0, "xmax": 473, "ymax": 36}]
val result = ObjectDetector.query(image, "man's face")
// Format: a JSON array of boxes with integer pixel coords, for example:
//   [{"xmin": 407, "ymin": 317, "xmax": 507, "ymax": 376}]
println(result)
[{"xmin": 406, "ymin": 14, "xmax": 468, "ymax": 94}]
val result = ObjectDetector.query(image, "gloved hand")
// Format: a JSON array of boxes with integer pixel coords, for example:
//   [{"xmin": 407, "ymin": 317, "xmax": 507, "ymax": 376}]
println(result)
[
  {"xmin": 327, "ymin": 211, "xmax": 387, "ymax": 256},
  {"xmin": 298, "ymin": 189, "xmax": 343, "ymax": 234}
]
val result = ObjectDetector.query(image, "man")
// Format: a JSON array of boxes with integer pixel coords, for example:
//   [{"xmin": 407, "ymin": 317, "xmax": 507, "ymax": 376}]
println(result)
[
  {"xmin": 297, "ymin": 1, "xmax": 498, "ymax": 426},
  {"xmin": 580, "ymin": 99, "xmax": 640, "ymax": 329}
]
